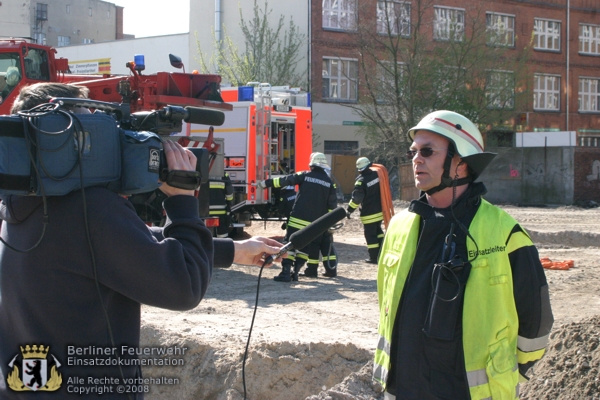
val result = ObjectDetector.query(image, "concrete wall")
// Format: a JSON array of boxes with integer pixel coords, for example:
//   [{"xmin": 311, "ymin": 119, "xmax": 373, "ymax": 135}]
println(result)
[
  {"xmin": 44, "ymin": 0, "xmax": 118, "ymax": 46},
  {"xmin": 481, "ymin": 147, "xmax": 575, "ymax": 205},
  {"xmin": 55, "ymin": 34, "xmax": 190, "ymax": 75},
  {"xmin": 0, "ymin": 0, "xmax": 31, "ymax": 39},
  {"xmin": 312, "ymin": 102, "xmax": 368, "ymax": 152},
  {"xmin": 399, "ymin": 146, "xmax": 600, "ymax": 205}
]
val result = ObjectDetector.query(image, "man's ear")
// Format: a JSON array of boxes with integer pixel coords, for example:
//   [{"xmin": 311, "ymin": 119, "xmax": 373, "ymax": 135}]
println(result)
[{"xmin": 457, "ymin": 160, "xmax": 469, "ymax": 176}]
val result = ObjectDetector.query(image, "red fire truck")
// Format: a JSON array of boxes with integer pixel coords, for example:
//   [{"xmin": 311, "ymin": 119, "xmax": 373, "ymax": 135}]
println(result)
[
  {"xmin": 177, "ymin": 83, "xmax": 313, "ymax": 231},
  {"xmin": 1, "ymin": 39, "xmax": 314, "ymax": 232}
]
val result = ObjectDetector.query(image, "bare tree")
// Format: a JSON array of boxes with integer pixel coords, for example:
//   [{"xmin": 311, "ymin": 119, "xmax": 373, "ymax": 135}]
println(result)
[
  {"xmin": 195, "ymin": 0, "xmax": 307, "ymax": 87},
  {"xmin": 343, "ymin": 0, "xmax": 530, "ymax": 173}
]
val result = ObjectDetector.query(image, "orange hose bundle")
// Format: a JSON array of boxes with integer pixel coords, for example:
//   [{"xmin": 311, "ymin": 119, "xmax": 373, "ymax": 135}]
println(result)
[
  {"xmin": 371, "ymin": 164, "xmax": 395, "ymax": 230},
  {"xmin": 540, "ymin": 257, "xmax": 574, "ymax": 270}
]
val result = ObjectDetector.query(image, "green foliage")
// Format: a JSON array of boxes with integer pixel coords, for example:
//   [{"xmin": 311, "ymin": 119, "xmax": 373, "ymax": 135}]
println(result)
[{"xmin": 195, "ymin": 0, "xmax": 307, "ymax": 87}]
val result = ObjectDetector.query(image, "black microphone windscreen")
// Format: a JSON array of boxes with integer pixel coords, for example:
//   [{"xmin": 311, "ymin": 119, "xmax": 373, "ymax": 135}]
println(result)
[
  {"xmin": 184, "ymin": 107, "xmax": 225, "ymax": 126},
  {"xmin": 289, "ymin": 207, "xmax": 346, "ymax": 250}
]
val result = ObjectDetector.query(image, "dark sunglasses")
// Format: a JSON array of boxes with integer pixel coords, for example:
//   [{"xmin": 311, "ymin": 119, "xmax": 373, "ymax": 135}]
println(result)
[{"xmin": 406, "ymin": 147, "xmax": 437, "ymax": 158}]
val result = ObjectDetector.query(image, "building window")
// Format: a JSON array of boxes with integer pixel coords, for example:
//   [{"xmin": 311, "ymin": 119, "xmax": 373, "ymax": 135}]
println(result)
[
  {"xmin": 33, "ymin": 32, "xmax": 46, "ymax": 45},
  {"xmin": 486, "ymin": 12, "xmax": 515, "ymax": 47},
  {"xmin": 434, "ymin": 6, "xmax": 464, "ymax": 41},
  {"xmin": 579, "ymin": 135, "xmax": 600, "ymax": 147},
  {"xmin": 89, "ymin": 7, "xmax": 93, "ymax": 17},
  {"xmin": 579, "ymin": 24, "xmax": 600, "ymax": 55},
  {"xmin": 377, "ymin": 1, "xmax": 411, "ymax": 37},
  {"xmin": 579, "ymin": 77, "xmax": 600, "ymax": 112},
  {"xmin": 82, "ymin": 38, "xmax": 93, "ymax": 44},
  {"xmin": 36, "ymin": 3, "xmax": 48, "ymax": 20},
  {"xmin": 486, "ymin": 70, "xmax": 514, "ymax": 109},
  {"xmin": 322, "ymin": 0, "xmax": 357, "ymax": 31},
  {"xmin": 534, "ymin": 18, "xmax": 561, "ymax": 51},
  {"xmin": 107, "ymin": 10, "xmax": 110, "ymax": 19},
  {"xmin": 534, "ymin": 74, "xmax": 560, "ymax": 111},
  {"xmin": 58, "ymin": 36, "xmax": 71, "ymax": 47},
  {"xmin": 66, "ymin": 4, "xmax": 70, "ymax": 14},
  {"xmin": 322, "ymin": 57, "xmax": 358, "ymax": 101},
  {"xmin": 324, "ymin": 140, "xmax": 359, "ymax": 155}
]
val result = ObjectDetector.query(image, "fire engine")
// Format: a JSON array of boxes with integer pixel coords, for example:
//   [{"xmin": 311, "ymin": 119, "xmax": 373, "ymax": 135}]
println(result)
[
  {"xmin": 0, "ymin": 39, "xmax": 314, "ymax": 232},
  {"xmin": 178, "ymin": 83, "xmax": 313, "ymax": 231}
]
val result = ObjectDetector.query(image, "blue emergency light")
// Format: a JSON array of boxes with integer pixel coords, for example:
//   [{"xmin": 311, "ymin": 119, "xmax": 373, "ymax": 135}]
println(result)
[
  {"xmin": 134, "ymin": 54, "xmax": 145, "ymax": 72},
  {"xmin": 238, "ymin": 86, "xmax": 254, "ymax": 101}
]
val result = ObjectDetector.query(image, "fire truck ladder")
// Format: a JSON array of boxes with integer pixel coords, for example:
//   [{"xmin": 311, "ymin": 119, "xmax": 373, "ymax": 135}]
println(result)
[{"xmin": 249, "ymin": 82, "xmax": 280, "ymax": 205}]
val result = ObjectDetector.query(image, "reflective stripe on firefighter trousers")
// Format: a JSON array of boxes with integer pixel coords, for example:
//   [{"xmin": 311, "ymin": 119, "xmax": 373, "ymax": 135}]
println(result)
[
  {"xmin": 375, "ymin": 200, "xmax": 541, "ymax": 399},
  {"xmin": 360, "ymin": 212, "xmax": 383, "ymax": 224}
]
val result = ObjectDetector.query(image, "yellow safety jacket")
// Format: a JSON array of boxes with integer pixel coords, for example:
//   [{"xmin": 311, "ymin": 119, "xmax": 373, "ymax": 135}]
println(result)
[{"xmin": 374, "ymin": 200, "xmax": 549, "ymax": 399}]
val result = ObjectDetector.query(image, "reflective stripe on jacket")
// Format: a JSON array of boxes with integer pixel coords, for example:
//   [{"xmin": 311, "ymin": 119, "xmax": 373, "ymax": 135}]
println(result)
[{"xmin": 374, "ymin": 199, "xmax": 549, "ymax": 399}]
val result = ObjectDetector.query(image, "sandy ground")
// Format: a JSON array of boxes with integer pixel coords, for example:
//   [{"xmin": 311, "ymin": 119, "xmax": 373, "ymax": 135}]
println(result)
[{"xmin": 139, "ymin": 202, "xmax": 600, "ymax": 399}]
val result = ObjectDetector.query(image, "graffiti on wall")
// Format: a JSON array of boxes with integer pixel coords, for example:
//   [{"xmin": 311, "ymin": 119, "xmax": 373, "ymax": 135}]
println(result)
[
  {"xmin": 587, "ymin": 160, "xmax": 600, "ymax": 181},
  {"xmin": 509, "ymin": 164, "xmax": 519, "ymax": 177},
  {"xmin": 522, "ymin": 162, "xmax": 570, "ymax": 185}
]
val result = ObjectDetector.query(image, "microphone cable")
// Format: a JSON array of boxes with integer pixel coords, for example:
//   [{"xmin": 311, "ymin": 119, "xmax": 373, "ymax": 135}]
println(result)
[{"xmin": 242, "ymin": 255, "xmax": 271, "ymax": 400}]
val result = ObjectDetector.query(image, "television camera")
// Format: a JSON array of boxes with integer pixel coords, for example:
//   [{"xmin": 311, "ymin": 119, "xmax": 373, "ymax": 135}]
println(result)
[{"xmin": 0, "ymin": 98, "xmax": 225, "ymax": 197}]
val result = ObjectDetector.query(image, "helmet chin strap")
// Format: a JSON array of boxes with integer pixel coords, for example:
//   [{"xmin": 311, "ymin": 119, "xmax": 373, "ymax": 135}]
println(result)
[{"xmin": 425, "ymin": 145, "xmax": 472, "ymax": 196}]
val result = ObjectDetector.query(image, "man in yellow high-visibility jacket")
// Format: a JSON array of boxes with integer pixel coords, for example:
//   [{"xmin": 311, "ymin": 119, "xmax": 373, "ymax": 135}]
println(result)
[{"xmin": 373, "ymin": 110, "xmax": 553, "ymax": 399}]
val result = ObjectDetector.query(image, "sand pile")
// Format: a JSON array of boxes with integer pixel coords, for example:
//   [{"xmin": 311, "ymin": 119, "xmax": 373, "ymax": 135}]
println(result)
[
  {"xmin": 141, "ymin": 322, "xmax": 373, "ymax": 400},
  {"xmin": 521, "ymin": 315, "xmax": 600, "ymax": 399}
]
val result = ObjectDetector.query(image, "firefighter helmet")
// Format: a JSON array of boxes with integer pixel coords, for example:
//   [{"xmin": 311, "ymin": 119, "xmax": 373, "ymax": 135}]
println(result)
[
  {"xmin": 309, "ymin": 152, "xmax": 329, "ymax": 169},
  {"xmin": 356, "ymin": 157, "xmax": 371, "ymax": 171},
  {"xmin": 5, "ymin": 67, "xmax": 20, "ymax": 86},
  {"xmin": 407, "ymin": 110, "xmax": 496, "ymax": 180}
]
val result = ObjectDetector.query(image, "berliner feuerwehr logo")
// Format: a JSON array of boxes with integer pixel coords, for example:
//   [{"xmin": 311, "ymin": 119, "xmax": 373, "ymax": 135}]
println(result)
[{"xmin": 6, "ymin": 344, "xmax": 62, "ymax": 392}]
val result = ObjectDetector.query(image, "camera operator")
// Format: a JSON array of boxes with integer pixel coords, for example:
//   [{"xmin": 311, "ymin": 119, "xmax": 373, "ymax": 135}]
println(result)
[{"xmin": 0, "ymin": 83, "xmax": 283, "ymax": 398}]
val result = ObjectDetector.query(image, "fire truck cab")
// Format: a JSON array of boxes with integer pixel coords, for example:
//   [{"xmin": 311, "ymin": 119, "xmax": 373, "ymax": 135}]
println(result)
[{"xmin": 180, "ymin": 83, "xmax": 313, "ymax": 229}]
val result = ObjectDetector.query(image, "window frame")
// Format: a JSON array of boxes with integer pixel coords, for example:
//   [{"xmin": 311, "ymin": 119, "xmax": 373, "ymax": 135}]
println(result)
[
  {"xmin": 377, "ymin": 1, "xmax": 411, "ymax": 37},
  {"xmin": 486, "ymin": 12, "xmax": 515, "ymax": 47},
  {"xmin": 433, "ymin": 6, "xmax": 465, "ymax": 42},
  {"xmin": 485, "ymin": 70, "xmax": 515, "ymax": 109},
  {"xmin": 533, "ymin": 73, "xmax": 561, "ymax": 111},
  {"xmin": 57, "ymin": 36, "xmax": 71, "ymax": 47},
  {"xmin": 324, "ymin": 140, "xmax": 359, "ymax": 155},
  {"xmin": 322, "ymin": 57, "xmax": 359, "ymax": 102},
  {"xmin": 322, "ymin": 0, "xmax": 357, "ymax": 32},
  {"xmin": 578, "ymin": 77, "xmax": 600, "ymax": 113},
  {"xmin": 579, "ymin": 23, "xmax": 600, "ymax": 55},
  {"xmin": 36, "ymin": 3, "xmax": 48, "ymax": 20},
  {"xmin": 533, "ymin": 18, "xmax": 561, "ymax": 52}
]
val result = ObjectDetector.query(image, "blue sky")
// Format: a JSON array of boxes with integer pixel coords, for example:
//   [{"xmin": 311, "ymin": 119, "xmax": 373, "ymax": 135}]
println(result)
[{"xmin": 111, "ymin": 0, "xmax": 190, "ymax": 38}]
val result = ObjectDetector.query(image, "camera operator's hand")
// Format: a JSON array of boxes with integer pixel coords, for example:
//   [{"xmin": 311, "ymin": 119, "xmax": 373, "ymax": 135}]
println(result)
[
  {"xmin": 159, "ymin": 141, "xmax": 197, "ymax": 197},
  {"xmin": 233, "ymin": 237, "xmax": 286, "ymax": 267}
]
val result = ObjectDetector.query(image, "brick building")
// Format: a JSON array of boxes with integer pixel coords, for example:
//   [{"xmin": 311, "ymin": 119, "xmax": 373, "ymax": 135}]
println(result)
[{"xmin": 310, "ymin": 0, "xmax": 600, "ymax": 154}]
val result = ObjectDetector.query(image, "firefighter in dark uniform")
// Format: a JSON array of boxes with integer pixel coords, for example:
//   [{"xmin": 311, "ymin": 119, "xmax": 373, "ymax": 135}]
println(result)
[
  {"xmin": 209, "ymin": 173, "xmax": 234, "ymax": 238},
  {"xmin": 278, "ymin": 185, "xmax": 297, "ymax": 229},
  {"xmin": 258, "ymin": 152, "xmax": 337, "ymax": 282},
  {"xmin": 280, "ymin": 183, "xmax": 338, "ymax": 279},
  {"xmin": 347, "ymin": 157, "xmax": 384, "ymax": 264}
]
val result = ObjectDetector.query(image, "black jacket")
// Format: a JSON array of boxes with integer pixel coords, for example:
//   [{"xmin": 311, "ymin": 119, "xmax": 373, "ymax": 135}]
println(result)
[
  {"xmin": 386, "ymin": 183, "xmax": 552, "ymax": 399},
  {"xmin": 0, "ymin": 188, "xmax": 234, "ymax": 399},
  {"xmin": 266, "ymin": 167, "xmax": 337, "ymax": 227},
  {"xmin": 348, "ymin": 167, "xmax": 382, "ymax": 218}
]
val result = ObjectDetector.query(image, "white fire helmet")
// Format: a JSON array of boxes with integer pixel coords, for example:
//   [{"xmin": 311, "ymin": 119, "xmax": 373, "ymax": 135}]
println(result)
[
  {"xmin": 356, "ymin": 157, "xmax": 371, "ymax": 171},
  {"xmin": 407, "ymin": 110, "xmax": 496, "ymax": 180},
  {"xmin": 309, "ymin": 152, "xmax": 330, "ymax": 169},
  {"xmin": 5, "ymin": 67, "xmax": 20, "ymax": 86}
]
